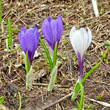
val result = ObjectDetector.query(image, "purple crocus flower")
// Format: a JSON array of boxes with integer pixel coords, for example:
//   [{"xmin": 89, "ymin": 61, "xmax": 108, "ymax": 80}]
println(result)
[
  {"xmin": 70, "ymin": 26, "xmax": 92, "ymax": 81},
  {"xmin": 42, "ymin": 15, "xmax": 63, "ymax": 51},
  {"xmin": 19, "ymin": 26, "xmax": 39, "ymax": 64}
]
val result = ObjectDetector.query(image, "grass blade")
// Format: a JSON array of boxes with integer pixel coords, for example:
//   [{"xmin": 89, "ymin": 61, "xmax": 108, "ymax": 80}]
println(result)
[
  {"xmin": 99, "ymin": 0, "xmax": 103, "ymax": 14},
  {"xmin": 57, "ymin": 55, "xmax": 65, "ymax": 61},
  {"xmin": 5, "ymin": 39, "xmax": 9, "ymax": 52},
  {"xmin": 18, "ymin": 92, "xmax": 22, "ymax": 110},
  {"xmin": 0, "ymin": 0, "xmax": 2, "ymax": 23},
  {"xmin": 8, "ymin": 18, "xmax": 13, "ymax": 49}
]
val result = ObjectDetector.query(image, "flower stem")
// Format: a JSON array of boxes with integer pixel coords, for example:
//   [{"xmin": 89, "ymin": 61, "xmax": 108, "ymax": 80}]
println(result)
[
  {"xmin": 71, "ymin": 60, "xmax": 102, "ymax": 101},
  {"xmin": 79, "ymin": 63, "xmax": 83, "ymax": 82}
]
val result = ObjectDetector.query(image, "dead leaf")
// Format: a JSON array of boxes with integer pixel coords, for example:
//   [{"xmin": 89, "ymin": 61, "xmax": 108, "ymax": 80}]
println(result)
[{"xmin": 70, "ymin": 20, "xmax": 77, "ymax": 25}]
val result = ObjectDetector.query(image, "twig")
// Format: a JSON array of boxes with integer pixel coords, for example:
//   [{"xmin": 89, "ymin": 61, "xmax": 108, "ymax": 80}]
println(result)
[
  {"xmin": 42, "ymin": 92, "xmax": 73, "ymax": 110},
  {"xmin": 12, "ymin": 6, "xmax": 49, "ymax": 26},
  {"xmin": 32, "ymin": 83, "xmax": 70, "ymax": 88},
  {"xmin": 85, "ymin": 96, "xmax": 110, "ymax": 107}
]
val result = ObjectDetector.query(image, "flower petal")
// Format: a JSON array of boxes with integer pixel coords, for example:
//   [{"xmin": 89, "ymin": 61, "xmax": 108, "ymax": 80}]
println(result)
[
  {"xmin": 79, "ymin": 28, "xmax": 88, "ymax": 51},
  {"xmin": 42, "ymin": 15, "xmax": 63, "ymax": 50},
  {"xmin": 48, "ymin": 17, "xmax": 53, "ymax": 22},
  {"xmin": 33, "ymin": 26, "xmax": 39, "ymax": 50},
  {"xmin": 70, "ymin": 30, "xmax": 84, "ymax": 58},
  {"xmin": 19, "ymin": 26, "xmax": 39, "ymax": 63},
  {"xmin": 70, "ymin": 26, "xmax": 76, "ymax": 42},
  {"xmin": 50, "ymin": 19, "xmax": 59, "ymax": 50},
  {"xmin": 70, "ymin": 26, "xmax": 92, "ymax": 81},
  {"xmin": 57, "ymin": 15, "xmax": 63, "ymax": 45},
  {"xmin": 42, "ymin": 18, "xmax": 53, "ymax": 48},
  {"xmin": 87, "ymin": 27, "xmax": 92, "ymax": 48}
]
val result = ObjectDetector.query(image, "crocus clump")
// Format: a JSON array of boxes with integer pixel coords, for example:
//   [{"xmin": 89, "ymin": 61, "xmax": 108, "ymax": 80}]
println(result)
[
  {"xmin": 19, "ymin": 26, "xmax": 39, "ymax": 64},
  {"xmin": 41, "ymin": 15, "xmax": 63, "ymax": 91},
  {"xmin": 70, "ymin": 26, "xmax": 92, "ymax": 81},
  {"xmin": 42, "ymin": 15, "xmax": 63, "ymax": 51}
]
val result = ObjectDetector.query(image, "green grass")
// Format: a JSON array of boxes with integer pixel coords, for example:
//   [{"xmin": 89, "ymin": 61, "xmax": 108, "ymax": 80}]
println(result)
[{"xmin": 8, "ymin": 18, "xmax": 13, "ymax": 49}]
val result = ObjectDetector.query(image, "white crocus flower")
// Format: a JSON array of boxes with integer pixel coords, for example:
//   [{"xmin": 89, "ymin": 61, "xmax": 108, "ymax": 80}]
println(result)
[
  {"xmin": 92, "ymin": 0, "xmax": 99, "ymax": 17},
  {"xmin": 70, "ymin": 26, "xmax": 92, "ymax": 81}
]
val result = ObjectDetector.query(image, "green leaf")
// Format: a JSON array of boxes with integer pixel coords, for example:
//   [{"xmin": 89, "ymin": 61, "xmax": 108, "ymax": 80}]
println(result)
[
  {"xmin": 76, "ymin": 100, "xmax": 80, "ymax": 109},
  {"xmin": 26, "ymin": 51, "xmax": 30, "ymax": 74},
  {"xmin": 53, "ymin": 42, "xmax": 57, "ymax": 68},
  {"xmin": 18, "ymin": 92, "xmax": 22, "ymax": 110},
  {"xmin": 99, "ymin": 0, "xmax": 103, "ymax": 14},
  {"xmin": 57, "ymin": 55, "xmax": 65, "ymax": 61},
  {"xmin": 0, "ymin": 0, "xmax": 2, "ymax": 23},
  {"xmin": 79, "ymin": 82, "xmax": 84, "ymax": 110},
  {"xmin": 39, "ymin": 37, "xmax": 53, "ymax": 72},
  {"xmin": 8, "ymin": 18, "xmax": 13, "ymax": 49},
  {"xmin": 5, "ymin": 39, "xmax": 9, "ymax": 51},
  {"xmin": 81, "ymin": 60, "xmax": 102, "ymax": 84},
  {"xmin": 0, "ymin": 96, "xmax": 4, "ymax": 104},
  {"xmin": 53, "ymin": 42, "xmax": 58, "ymax": 83},
  {"xmin": 73, "ymin": 83, "xmax": 84, "ymax": 110}
]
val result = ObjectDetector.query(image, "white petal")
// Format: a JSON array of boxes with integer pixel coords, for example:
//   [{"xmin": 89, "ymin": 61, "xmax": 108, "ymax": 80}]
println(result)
[
  {"xmin": 79, "ymin": 28, "xmax": 86, "ymax": 37},
  {"xmin": 70, "ymin": 26, "xmax": 76, "ymax": 42},
  {"xmin": 92, "ymin": 0, "xmax": 99, "ymax": 17},
  {"xmin": 70, "ymin": 30, "xmax": 84, "ymax": 57},
  {"xmin": 70, "ymin": 26, "xmax": 92, "ymax": 59},
  {"xmin": 79, "ymin": 28, "xmax": 88, "ymax": 51},
  {"xmin": 87, "ymin": 27, "xmax": 92, "ymax": 48}
]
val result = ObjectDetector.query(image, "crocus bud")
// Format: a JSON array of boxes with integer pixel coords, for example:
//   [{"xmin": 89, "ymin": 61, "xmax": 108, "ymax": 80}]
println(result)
[
  {"xmin": 92, "ymin": 0, "xmax": 99, "ymax": 17},
  {"xmin": 42, "ymin": 15, "xmax": 63, "ymax": 51},
  {"xmin": 70, "ymin": 26, "xmax": 92, "ymax": 81},
  {"xmin": 19, "ymin": 26, "xmax": 39, "ymax": 64}
]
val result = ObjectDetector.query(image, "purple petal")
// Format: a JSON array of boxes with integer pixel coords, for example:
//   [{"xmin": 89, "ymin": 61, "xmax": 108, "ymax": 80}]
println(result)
[
  {"xmin": 19, "ymin": 27, "xmax": 26, "ymax": 41},
  {"xmin": 50, "ymin": 19, "xmax": 58, "ymax": 50},
  {"xmin": 42, "ymin": 15, "xmax": 63, "ymax": 50},
  {"xmin": 42, "ymin": 18, "xmax": 53, "ymax": 49},
  {"xmin": 33, "ymin": 27, "xmax": 39, "ymax": 52},
  {"xmin": 19, "ymin": 26, "xmax": 39, "ymax": 63},
  {"xmin": 21, "ymin": 27, "xmax": 26, "ymax": 33},
  {"xmin": 48, "ymin": 17, "xmax": 53, "ymax": 22},
  {"xmin": 57, "ymin": 15, "xmax": 63, "ymax": 45}
]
